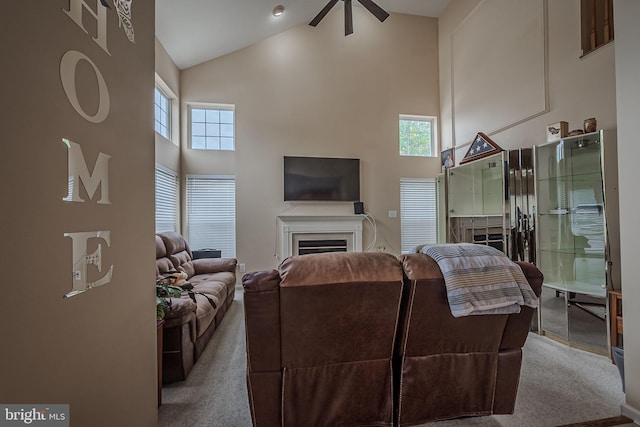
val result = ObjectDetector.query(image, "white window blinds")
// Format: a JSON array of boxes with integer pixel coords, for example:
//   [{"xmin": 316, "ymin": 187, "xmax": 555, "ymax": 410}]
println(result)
[
  {"xmin": 186, "ymin": 175, "xmax": 236, "ymax": 258},
  {"xmin": 155, "ymin": 165, "xmax": 178, "ymax": 233},
  {"xmin": 400, "ymin": 178, "xmax": 437, "ymax": 253}
]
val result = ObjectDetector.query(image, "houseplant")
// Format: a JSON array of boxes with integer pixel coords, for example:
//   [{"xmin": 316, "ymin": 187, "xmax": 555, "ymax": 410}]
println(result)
[{"xmin": 156, "ymin": 271, "xmax": 191, "ymax": 320}]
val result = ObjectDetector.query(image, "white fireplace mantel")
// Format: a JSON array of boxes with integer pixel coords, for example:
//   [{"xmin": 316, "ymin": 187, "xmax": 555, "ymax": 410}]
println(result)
[{"xmin": 278, "ymin": 215, "xmax": 366, "ymax": 259}]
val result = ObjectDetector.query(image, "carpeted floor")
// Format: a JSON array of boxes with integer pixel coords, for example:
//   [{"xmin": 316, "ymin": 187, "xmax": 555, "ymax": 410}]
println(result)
[{"xmin": 159, "ymin": 290, "xmax": 627, "ymax": 427}]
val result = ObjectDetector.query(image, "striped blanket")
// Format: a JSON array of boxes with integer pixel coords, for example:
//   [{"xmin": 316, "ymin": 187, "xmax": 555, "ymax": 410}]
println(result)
[{"xmin": 417, "ymin": 243, "xmax": 538, "ymax": 318}]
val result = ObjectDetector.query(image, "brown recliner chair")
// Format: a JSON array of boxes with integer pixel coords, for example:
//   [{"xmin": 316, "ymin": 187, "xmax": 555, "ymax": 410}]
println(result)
[
  {"xmin": 396, "ymin": 254, "xmax": 543, "ymax": 426},
  {"xmin": 243, "ymin": 252, "xmax": 405, "ymax": 427}
]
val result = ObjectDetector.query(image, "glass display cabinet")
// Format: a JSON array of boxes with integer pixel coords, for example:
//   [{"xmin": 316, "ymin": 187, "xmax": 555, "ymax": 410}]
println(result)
[
  {"xmin": 436, "ymin": 173, "xmax": 447, "ymax": 243},
  {"xmin": 446, "ymin": 152, "xmax": 509, "ymax": 253},
  {"xmin": 534, "ymin": 129, "xmax": 619, "ymax": 354}
]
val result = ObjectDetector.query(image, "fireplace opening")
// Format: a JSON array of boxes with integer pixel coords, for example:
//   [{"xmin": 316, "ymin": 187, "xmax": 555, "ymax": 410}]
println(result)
[{"xmin": 297, "ymin": 239, "xmax": 348, "ymax": 255}]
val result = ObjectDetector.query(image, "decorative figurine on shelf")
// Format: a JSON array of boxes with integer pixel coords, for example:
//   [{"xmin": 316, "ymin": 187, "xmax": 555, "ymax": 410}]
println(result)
[
  {"xmin": 584, "ymin": 117, "xmax": 597, "ymax": 133},
  {"xmin": 547, "ymin": 121, "xmax": 568, "ymax": 142}
]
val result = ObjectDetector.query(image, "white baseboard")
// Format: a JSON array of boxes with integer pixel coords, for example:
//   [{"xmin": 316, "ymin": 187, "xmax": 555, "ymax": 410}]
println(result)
[{"xmin": 621, "ymin": 403, "xmax": 640, "ymax": 424}]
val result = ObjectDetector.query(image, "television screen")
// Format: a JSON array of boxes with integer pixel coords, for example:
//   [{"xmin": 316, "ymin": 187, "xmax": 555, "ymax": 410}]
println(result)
[{"xmin": 284, "ymin": 156, "xmax": 360, "ymax": 202}]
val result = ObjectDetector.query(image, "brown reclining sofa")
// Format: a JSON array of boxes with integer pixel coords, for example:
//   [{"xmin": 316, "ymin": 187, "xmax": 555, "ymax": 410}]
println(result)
[
  {"xmin": 242, "ymin": 251, "xmax": 542, "ymax": 427},
  {"xmin": 156, "ymin": 231, "xmax": 237, "ymax": 383}
]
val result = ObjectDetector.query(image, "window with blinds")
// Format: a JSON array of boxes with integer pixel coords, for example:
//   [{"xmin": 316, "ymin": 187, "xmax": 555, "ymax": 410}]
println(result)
[
  {"xmin": 186, "ymin": 175, "xmax": 236, "ymax": 258},
  {"xmin": 400, "ymin": 178, "xmax": 437, "ymax": 253},
  {"xmin": 155, "ymin": 165, "xmax": 178, "ymax": 233}
]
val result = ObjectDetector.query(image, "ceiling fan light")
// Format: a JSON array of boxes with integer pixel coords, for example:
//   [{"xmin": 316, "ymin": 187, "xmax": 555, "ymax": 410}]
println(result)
[{"xmin": 272, "ymin": 5, "xmax": 285, "ymax": 17}]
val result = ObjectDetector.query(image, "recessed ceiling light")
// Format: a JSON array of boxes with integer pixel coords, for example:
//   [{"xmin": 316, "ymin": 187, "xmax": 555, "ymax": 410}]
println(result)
[{"xmin": 273, "ymin": 4, "xmax": 285, "ymax": 17}]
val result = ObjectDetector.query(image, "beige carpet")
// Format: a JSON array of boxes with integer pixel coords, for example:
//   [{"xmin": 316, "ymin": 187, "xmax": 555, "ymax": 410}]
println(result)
[{"xmin": 159, "ymin": 290, "xmax": 626, "ymax": 427}]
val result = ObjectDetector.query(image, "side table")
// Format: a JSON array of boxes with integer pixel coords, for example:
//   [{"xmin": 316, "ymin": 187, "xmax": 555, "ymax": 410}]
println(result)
[
  {"xmin": 157, "ymin": 319, "xmax": 165, "ymax": 406},
  {"xmin": 609, "ymin": 290, "xmax": 623, "ymax": 359}
]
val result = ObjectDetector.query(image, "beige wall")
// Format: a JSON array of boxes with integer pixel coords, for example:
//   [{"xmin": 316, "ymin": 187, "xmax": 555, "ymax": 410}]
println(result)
[
  {"xmin": 439, "ymin": 0, "xmax": 616, "ymax": 159},
  {"xmin": 615, "ymin": 0, "xmax": 640, "ymax": 421},
  {"xmin": 1, "ymin": 2, "xmax": 157, "ymax": 426},
  {"xmin": 180, "ymin": 10, "xmax": 441, "ymax": 272}
]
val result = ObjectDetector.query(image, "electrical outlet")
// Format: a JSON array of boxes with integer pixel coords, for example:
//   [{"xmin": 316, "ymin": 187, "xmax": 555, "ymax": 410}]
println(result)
[
  {"xmin": 73, "ymin": 271, "xmax": 81, "ymax": 280},
  {"xmin": 239, "ymin": 263, "xmax": 246, "ymax": 273},
  {"xmin": 388, "ymin": 210, "xmax": 397, "ymax": 218}
]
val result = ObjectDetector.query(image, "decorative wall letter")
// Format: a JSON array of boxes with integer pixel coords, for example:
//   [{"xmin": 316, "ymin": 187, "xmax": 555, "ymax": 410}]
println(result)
[
  {"xmin": 60, "ymin": 50, "xmax": 111, "ymax": 123},
  {"xmin": 64, "ymin": 231, "xmax": 113, "ymax": 298},
  {"xmin": 63, "ymin": 0, "xmax": 111, "ymax": 55},
  {"xmin": 62, "ymin": 138, "xmax": 111, "ymax": 204},
  {"xmin": 114, "ymin": 0, "xmax": 135, "ymax": 43}
]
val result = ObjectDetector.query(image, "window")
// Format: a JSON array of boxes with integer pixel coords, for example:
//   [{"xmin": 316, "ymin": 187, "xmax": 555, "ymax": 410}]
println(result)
[
  {"xmin": 155, "ymin": 165, "xmax": 179, "ymax": 233},
  {"xmin": 154, "ymin": 86, "xmax": 170, "ymax": 139},
  {"xmin": 186, "ymin": 175, "xmax": 236, "ymax": 257},
  {"xmin": 399, "ymin": 115, "xmax": 437, "ymax": 157},
  {"xmin": 400, "ymin": 178, "xmax": 437, "ymax": 253},
  {"xmin": 189, "ymin": 105, "xmax": 235, "ymax": 150}
]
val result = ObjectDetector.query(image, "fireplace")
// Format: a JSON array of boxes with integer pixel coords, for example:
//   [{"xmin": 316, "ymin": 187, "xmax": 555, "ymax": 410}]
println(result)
[
  {"xmin": 278, "ymin": 215, "xmax": 365, "ymax": 259},
  {"xmin": 294, "ymin": 234, "xmax": 351, "ymax": 255}
]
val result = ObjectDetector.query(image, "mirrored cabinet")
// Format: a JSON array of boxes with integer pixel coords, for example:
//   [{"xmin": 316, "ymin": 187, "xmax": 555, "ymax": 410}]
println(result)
[
  {"xmin": 508, "ymin": 149, "xmax": 536, "ymax": 264},
  {"xmin": 534, "ymin": 129, "xmax": 620, "ymax": 354}
]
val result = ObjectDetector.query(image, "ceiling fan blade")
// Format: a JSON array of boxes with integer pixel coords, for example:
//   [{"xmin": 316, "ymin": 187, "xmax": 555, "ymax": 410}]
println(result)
[
  {"xmin": 345, "ymin": 0, "xmax": 353, "ymax": 35},
  {"xmin": 356, "ymin": 0, "xmax": 389, "ymax": 22},
  {"xmin": 309, "ymin": 0, "xmax": 339, "ymax": 27}
]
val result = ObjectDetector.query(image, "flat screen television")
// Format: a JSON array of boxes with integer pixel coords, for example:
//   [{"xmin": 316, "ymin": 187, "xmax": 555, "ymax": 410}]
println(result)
[{"xmin": 284, "ymin": 156, "xmax": 360, "ymax": 202}]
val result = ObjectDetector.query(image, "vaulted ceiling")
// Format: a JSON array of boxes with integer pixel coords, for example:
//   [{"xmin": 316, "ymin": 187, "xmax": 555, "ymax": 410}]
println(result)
[{"xmin": 155, "ymin": 0, "xmax": 450, "ymax": 69}]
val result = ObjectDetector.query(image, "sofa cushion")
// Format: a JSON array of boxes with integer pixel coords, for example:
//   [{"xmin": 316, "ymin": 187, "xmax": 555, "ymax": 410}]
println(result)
[
  {"xmin": 156, "ymin": 236, "xmax": 173, "ymax": 276},
  {"xmin": 156, "ymin": 235, "xmax": 167, "ymax": 258},
  {"xmin": 193, "ymin": 281, "xmax": 227, "ymax": 299},
  {"xmin": 160, "ymin": 231, "xmax": 191, "ymax": 255},
  {"xmin": 190, "ymin": 271, "xmax": 236, "ymax": 289},
  {"xmin": 192, "ymin": 292, "xmax": 219, "ymax": 338},
  {"xmin": 156, "ymin": 257, "xmax": 176, "ymax": 276},
  {"xmin": 158, "ymin": 232, "xmax": 196, "ymax": 276},
  {"xmin": 278, "ymin": 252, "xmax": 404, "ymax": 367},
  {"xmin": 176, "ymin": 257, "xmax": 196, "ymax": 278}
]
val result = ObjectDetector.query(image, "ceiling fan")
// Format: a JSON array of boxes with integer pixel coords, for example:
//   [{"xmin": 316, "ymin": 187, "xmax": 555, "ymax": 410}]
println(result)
[{"xmin": 309, "ymin": 0, "xmax": 390, "ymax": 36}]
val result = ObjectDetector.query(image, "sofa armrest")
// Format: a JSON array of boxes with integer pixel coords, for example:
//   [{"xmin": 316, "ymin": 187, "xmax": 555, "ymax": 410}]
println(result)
[
  {"xmin": 515, "ymin": 261, "xmax": 543, "ymax": 297},
  {"xmin": 500, "ymin": 261, "xmax": 544, "ymax": 350},
  {"xmin": 192, "ymin": 257, "xmax": 237, "ymax": 275},
  {"xmin": 242, "ymin": 270, "xmax": 282, "ymax": 372},
  {"xmin": 163, "ymin": 297, "xmax": 197, "ymax": 320}
]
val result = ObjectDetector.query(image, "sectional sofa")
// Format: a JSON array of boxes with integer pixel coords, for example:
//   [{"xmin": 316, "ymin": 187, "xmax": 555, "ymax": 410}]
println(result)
[{"xmin": 243, "ymin": 251, "xmax": 543, "ymax": 426}]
